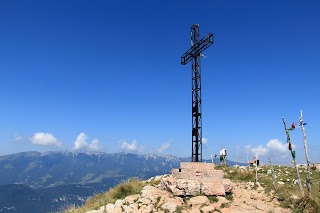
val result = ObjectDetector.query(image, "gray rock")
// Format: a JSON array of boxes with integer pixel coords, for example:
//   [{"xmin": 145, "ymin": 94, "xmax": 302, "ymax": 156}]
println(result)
[
  {"xmin": 290, "ymin": 195, "xmax": 300, "ymax": 200},
  {"xmin": 105, "ymin": 203, "xmax": 115, "ymax": 212},
  {"xmin": 189, "ymin": 196, "xmax": 209, "ymax": 206},
  {"xmin": 161, "ymin": 202, "xmax": 178, "ymax": 213},
  {"xmin": 114, "ymin": 199, "xmax": 124, "ymax": 209}
]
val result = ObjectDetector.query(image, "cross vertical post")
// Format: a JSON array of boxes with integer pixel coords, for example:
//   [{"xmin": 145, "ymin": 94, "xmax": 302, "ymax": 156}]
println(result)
[
  {"xmin": 181, "ymin": 24, "xmax": 214, "ymax": 162},
  {"xmin": 300, "ymin": 110, "xmax": 311, "ymax": 197},
  {"xmin": 269, "ymin": 158, "xmax": 277, "ymax": 190},
  {"xmin": 282, "ymin": 117, "xmax": 304, "ymax": 196}
]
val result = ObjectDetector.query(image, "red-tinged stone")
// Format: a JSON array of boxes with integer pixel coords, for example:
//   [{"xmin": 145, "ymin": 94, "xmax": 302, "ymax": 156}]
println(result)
[
  {"xmin": 180, "ymin": 162, "xmax": 215, "ymax": 170},
  {"xmin": 173, "ymin": 168, "xmax": 224, "ymax": 180}
]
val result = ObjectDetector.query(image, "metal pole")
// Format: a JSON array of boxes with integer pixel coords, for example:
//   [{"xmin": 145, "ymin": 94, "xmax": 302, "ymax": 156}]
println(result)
[
  {"xmin": 282, "ymin": 117, "xmax": 304, "ymax": 197},
  {"xmin": 255, "ymin": 159, "xmax": 258, "ymax": 183},
  {"xmin": 246, "ymin": 150, "xmax": 250, "ymax": 172},
  {"xmin": 300, "ymin": 110, "xmax": 311, "ymax": 197},
  {"xmin": 269, "ymin": 158, "xmax": 277, "ymax": 190}
]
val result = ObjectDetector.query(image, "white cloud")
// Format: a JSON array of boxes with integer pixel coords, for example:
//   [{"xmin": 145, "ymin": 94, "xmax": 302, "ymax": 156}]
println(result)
[
  {"xmin": 120, "ymin": 139, "xmax": 143, "ymax": 153},
  {"xmin": 15, "ymin": 136, "xmax": 24, "ymax": 142},
  {"xmin": 157, "ymin": 143, "xmax": 170, "ymax": 153},
  {"xmin": 73, "ymin": 133, "xmax": 101, "ymax": 151},
  {"xmin": 247, "ymin": 139, "xmax": 294, "ymax": 158},
  {"xmin": 266, "ymin": 139, "xmax": 294, "ymax": 158},
  {"xmin": 251, "ymin": 145, "xmax": 268, "ymax": 156},
  {"xmin": 89, "ymin": 138, "xmax": 101, "ymax": 151},
  {"xmin": 202, "ymin": 138, "xmax": 208, "ymax": 144},
  {"xmin": 245, "ymin": 145, "xmax": 251, "ymax": 150},
  {"xmin": 32, "ymin": 133, "xmax": 61, "ymax": 147},
  {"xmin": 73, "ymin": 133, "xmax": 88, "ymax": 150}
]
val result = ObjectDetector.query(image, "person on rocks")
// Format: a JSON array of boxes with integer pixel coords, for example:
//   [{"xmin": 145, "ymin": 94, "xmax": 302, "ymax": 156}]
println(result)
[{"xmin": 249, "ymin": 154, "xmax": 259, "ymax": 167}]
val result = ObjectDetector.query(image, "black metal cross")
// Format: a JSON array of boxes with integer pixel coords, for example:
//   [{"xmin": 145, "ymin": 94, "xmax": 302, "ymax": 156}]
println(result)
[{"xmin": 181, "ymin": 24, "xmax": 214, "ymax": 162}]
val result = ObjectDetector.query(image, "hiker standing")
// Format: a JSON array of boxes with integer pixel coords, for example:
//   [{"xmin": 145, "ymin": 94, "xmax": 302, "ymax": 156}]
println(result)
[{"xmin": 220, "ymin": 148, "xmax": 227, "ymax": 166}]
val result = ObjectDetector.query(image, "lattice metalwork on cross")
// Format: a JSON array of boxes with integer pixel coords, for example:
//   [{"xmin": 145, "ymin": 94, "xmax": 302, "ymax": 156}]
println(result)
[{"xmin": 181, "ymin": 24, "xmax": 214, "ymax": 162}]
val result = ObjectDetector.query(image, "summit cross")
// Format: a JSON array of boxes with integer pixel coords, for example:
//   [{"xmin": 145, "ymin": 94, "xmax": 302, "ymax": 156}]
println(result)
[{"xmin": 181, "ymin": 24, "xmax": 214, "ymax": 162}]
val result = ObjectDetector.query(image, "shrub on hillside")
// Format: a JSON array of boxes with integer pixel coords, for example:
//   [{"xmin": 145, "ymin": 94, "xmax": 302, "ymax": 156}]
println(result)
[{"xmin": 293, "ymin": 196, "xmax": 319, "ymax": 213}]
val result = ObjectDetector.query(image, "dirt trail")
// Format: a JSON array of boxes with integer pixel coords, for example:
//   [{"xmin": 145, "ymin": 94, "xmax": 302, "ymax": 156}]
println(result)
[{"xmin": 215, "ymin": 182, "xmax": 291, "ymax": 213}]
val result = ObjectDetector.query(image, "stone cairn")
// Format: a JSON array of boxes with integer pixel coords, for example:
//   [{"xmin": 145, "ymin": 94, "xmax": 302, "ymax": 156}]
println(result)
[{"xmin": 161, "ymin": 162, "xmax": 232, "ymax": 196}]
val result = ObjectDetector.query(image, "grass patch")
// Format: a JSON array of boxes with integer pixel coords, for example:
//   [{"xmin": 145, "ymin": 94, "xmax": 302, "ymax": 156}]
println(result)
[
  {"xmin": 225, "ymin": 193, "xmax": 233, "ymax": 201},
  {"xmin": 220, "ymin": 203, "xmax": 230, "ymax": 209},
  {"xmin": 155, "ymin": 196, "xmax": 161, "ymax": 207},
  {"xmin": 149, "ymin": 179, "xmax": 161, "ymax": 186},
  {"xmin": 292, "ymin": 196, "xmax": 319, "ymax": 213},
  {"xmin": 260, "ymin": 177, "xmax": 274, "ymax": 193},
  {"xmin": 183, "ymin": 196, "xmax": 190, "ymax": 204},
  {"xmin": 200, "ymin": 204, "xmax": 207, "ymax": 209},
  {"xmin": 65, "ymin": 178, "xmax": 144, "ymax": 213},
  {"xmin": 208, "ymin": 196, "xmax": 218, "ymax": 203},
  {"xmin": 224, "ymin": 169, "xmax": 255, "ymax": 182},
  {"xmin": 175, "ymin": 206, "xmax": 182, "ymax": 213}
]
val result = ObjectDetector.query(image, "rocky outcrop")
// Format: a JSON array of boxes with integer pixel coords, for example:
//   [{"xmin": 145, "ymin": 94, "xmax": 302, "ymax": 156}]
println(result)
[
  {"xmin": 82, "ymin": 163, "xmax": 293, "ymax": 213},
  {"xmin": 85, "ymin": 183, "xmax": 229, "ymax": 213},
  {"xmin": 84, "ymin": 178, "xmax": 290, "ymax": 213},
  {"xmin": 86, "ymin": 184, "xmax": 183, "ymax": 213}
]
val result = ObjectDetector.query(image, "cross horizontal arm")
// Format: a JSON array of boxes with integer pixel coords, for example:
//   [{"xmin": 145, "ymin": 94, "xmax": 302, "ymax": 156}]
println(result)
[{"xmin": 181, "ymin": 33, "xmax": 214, "ymax": 65}]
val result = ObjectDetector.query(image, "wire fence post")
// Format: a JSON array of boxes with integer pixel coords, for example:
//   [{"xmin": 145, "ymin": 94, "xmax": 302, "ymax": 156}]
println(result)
[
  {"xmin": 255, "ymin": 163, "xmax": 258, "ymax": 182},
  {"xmin": 282, "ymin": 117, "xmax": 304, "ymax": 197},
  {"xmin": 269, "ymin": 158, "xmax": 276, "ymax": 190},
  {"xmin": 255, "ymin": 160, "xmax": 258, "ymax": 183},
  {"xmin": 247, "ymin": 150, "xmax": 250, "ymax": 172},
  {"xmin": 300, "ymin": 110, "xmax": 311, "ymax": 197}
]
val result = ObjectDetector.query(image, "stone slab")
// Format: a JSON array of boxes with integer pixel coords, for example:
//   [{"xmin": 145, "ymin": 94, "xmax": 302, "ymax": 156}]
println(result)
[
  {"xmin": 160, "ymin": 176, "xmax": 232, "ymax": 196},
  {"xmin": 172, "ymin": 168, "xmax": 224, "ymax": 180},
  {"xmin": 180, "ymin": 162, "xmax": 215, "ymax": 170}
]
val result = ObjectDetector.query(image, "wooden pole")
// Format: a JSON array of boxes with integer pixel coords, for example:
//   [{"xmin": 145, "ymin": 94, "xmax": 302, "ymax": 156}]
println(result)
[
  {"xmin": 300, "ymin": 110, "xmax": 311, "ymax": 197},
  {"xmin": 255, "ymin": 159, "xmax": 258, "ymax": 183},
  {"xmin": 282, "ymin": 117, "xmax": 304, "ymax": 197},
  {"xmin": 269, "ymin": 158, "xmax": 276, "ymax": 190},
  {"xmin": 246, "ymin": 150, "xmax": 250, "ymax": 172}
]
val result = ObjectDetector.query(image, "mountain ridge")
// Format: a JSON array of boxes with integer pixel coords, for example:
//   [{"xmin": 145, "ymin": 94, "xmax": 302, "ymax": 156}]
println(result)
[
  {"xmin": 0, "ymin": 151, "xmax": 244, "ymax": 213},
  {"xmin": 0, "ymin": 151, "xmax": 182, "ymax": 188}
]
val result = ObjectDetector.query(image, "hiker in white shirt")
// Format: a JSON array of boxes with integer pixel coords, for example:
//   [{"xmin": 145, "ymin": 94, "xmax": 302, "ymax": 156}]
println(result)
[{"xmin": 219, "ymin": 148, "xmax": 227, "ymax": 166}]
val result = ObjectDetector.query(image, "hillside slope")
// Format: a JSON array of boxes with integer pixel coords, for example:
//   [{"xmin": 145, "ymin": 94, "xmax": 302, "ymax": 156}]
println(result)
[{"xmin": 69, "ymin": 165, "xmax": 320, "ymax": 213}]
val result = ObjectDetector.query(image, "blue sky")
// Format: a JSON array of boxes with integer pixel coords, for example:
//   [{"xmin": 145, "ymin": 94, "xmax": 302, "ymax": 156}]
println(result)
[{"xmin": 0, "ymin": 0, "xmax": 320, "ymax": 164}]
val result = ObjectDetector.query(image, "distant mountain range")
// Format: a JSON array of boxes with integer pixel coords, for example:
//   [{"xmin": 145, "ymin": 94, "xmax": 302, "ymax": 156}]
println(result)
[{"xmin": 0, "ymin": 151, "xmax": 242, "ymax": 213}]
